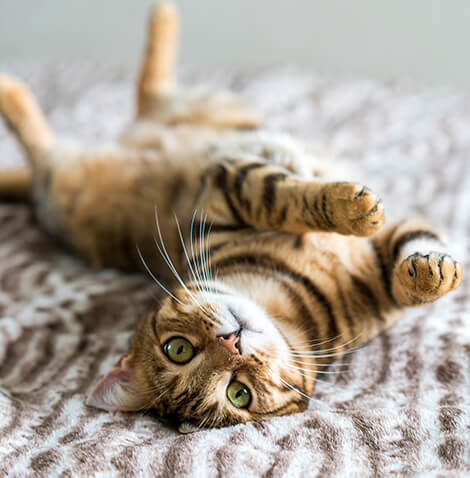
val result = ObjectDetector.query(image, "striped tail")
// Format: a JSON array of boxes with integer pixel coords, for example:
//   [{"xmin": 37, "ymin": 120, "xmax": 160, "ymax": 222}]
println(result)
[
  {"xmin": 0, "ymin": 74, "xmax": 54, "ymax": 200},
  {"xmin": 137, "ymin": 2, "xmax": 180, "ymax": 115}
]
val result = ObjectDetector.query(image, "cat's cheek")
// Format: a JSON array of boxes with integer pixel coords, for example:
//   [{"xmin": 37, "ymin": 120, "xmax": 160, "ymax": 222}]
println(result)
[{"xmin": 86, "ymin": 354, "xmax": 148, "ymax": 412}]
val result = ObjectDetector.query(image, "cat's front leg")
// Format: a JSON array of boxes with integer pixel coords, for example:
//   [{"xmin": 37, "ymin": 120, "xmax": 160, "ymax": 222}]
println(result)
[
  {"xmin": 372, "ymin": 219, "xmax": 462, "ymax": 306},
  {"xmin": 311, "ymin": 181, "xmax": 385, "ymax": 236},
  {"xmin": 202, "ymin": 159, "xmax": 385, "ymax": 236}
]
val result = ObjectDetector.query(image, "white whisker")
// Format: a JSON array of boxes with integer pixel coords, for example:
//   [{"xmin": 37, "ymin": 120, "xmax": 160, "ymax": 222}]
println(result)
[
  {"xmin": 279, "ymin": 378, "xmax": 311, "ymax": 402},
  {"xmin": 286, "ymin": 363, "xmax": 347, "ymax": 375},
  {"xmin": 136, "ymin": 245, "xmax": 183, "ymax": 305},
  {"xmin": 188, "ymin": 211, "xmax": 210, "ymax": 300},
  {"xmin": 172, "ymin": 210, "xmax": 212, "ymax": 315},
  {"xmin": 289, "ymin": 333, "xmax": 363, "ymax": 357},
  {"xmin": 153, "ymin": 208, "xmax": 209, "ymax": 315}
]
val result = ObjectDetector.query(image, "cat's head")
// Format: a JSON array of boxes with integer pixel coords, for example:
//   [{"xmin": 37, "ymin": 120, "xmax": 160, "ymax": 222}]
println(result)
[{"xmin": 87, "ymin": 284, "xmax": 311, "ymax": 432}]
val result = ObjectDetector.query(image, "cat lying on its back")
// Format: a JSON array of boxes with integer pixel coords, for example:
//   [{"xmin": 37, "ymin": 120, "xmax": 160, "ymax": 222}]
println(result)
[{"xmin": 0, "ymin": 3, "xmax": 462, "ymax": 433}]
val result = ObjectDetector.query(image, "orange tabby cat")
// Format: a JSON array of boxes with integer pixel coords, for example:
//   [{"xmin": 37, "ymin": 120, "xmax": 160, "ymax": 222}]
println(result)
[{"xmin": 0, "ymin": 3, "xmax": 462, "ymax": 433}]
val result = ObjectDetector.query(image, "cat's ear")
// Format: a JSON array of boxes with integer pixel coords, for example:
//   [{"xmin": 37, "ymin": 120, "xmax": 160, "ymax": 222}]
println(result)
[
  {"xmin": 86, "ymin": 354, "xmax": 147, "ymax": 412},
  {"xmin": 178, "ymin": 422, "xmax": 201, "ymax": 434}
]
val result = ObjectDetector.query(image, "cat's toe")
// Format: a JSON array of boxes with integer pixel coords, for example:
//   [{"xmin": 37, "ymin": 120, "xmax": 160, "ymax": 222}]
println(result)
[
  {"xmin": 334, "ymin": 183, "xmax": 385, "ymax": 236},
  {"xmin": 396, "ymin": 252, "xmax": 462, "ymax": 303}
]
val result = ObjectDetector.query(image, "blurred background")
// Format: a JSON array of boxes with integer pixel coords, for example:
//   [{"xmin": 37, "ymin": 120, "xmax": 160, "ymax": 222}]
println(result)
[{"xmin": 1, "ymin": 0, "xmax": 470, "ymax": 90}]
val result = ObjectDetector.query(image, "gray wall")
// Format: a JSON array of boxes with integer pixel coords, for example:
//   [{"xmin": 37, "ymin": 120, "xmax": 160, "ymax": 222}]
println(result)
[{"xmin": 1, "ymin": 0, "xmax": 470, "ymax": 89}]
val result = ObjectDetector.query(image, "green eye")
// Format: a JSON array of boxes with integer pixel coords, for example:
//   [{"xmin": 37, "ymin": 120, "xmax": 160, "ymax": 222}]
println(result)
[
  {"xmin": 163, "ymin": 337, "xmax": 194, "ymax": 364},
  {"xmin": 227, "ymin": 381, "xmax": 251, "ymax": 409}
]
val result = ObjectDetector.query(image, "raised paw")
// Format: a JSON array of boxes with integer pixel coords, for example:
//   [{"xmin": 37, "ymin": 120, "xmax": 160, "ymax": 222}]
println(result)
[
  {"xmin": 327, "ymin": 182, "xmax": 385, "ymax": 236},
  {"xmin": 394, "ymin": 252, "xmax": 462, "ymax": 305}
]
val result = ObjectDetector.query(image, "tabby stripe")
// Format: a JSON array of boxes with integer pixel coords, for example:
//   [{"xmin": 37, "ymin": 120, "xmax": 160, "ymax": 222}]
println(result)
[
  {"xmin": 186, "ymin": 284, "xmax": 227, "ymax": 296},
  {"xmin": 254, "ymin": 398, "xmax": 307, "ymax": 417},
  {"xmin": 269, "ymin": 378, "xmax": 307, "ymax": 398},
  {"xmin": 190, "ymin": 397, "xmax": 205, "ymax": 414},
  {"xmin": 186, "ymin": 241, "xmax": 232, "ymax": 276},
  {"xmin": 336, "ymin": 284, "xmax": 356, "ymax": 332},
  {"xmin": 293, "ymin": 234, "xmax": 306, "ymax": 249},
  {"xmin": 321, "ymin": 192, "xmax": 334, "ymax": 227},
  {"xmin": 234, "ymin": 163, "xmax": 265, "ymax": 204},
  {"xmin": 193, "ymin": 169, "xmax": 209, "ymax": 207},
  {"xmin": 207, "ymin": 223, "xmax": 252, "ymax": 233},
  {"xmin": 263, "ymin": 173, "xmax": 287, "ymax": 214},
  {"xmin": 224, "ymin": 191, "xmax": 246, "ymax": 225},
  {"xmin": 302, "ymin": 195, "xmax": 323, "ymax": 229},
  {"xmin": 392, "ymin": 230, "xmax": 441, "ymax": 261},
  {"xmin": 173, "ymin": 390, "xmax": 187, "ymax": 402},
  {"xmin": 371, "ymin": 241, "xmax": 397, "ymax": 306},
  {"xmin": 215, "ymin": 253, "xmax": 340, "ymax": 339},
  {"xmin": 351, "ymin": 275, "xmax": 385, "ymax": 322},
  {"xmin": 263, "ymin": 378, "xmax": 296, "ymax": 394},
  {"xmin": 275, "ymin": 281, "xmax": 320, "ymax": 350},
  {"xmin": 277, "ymin": 205, "xmax": 289, "ymax": 226},
  {"xmin": 214, "ymin": 165, "xmax": 246, "ymax": 224},
  {"xmin": 308, "ymin": 194, "xmax": 333, "ymax": 229}
]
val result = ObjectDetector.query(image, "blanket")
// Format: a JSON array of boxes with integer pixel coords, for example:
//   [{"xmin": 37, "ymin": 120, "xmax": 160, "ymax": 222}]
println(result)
[{"xmin": 0, "ymin": 61, "xmax": 469, "ymax": 477}]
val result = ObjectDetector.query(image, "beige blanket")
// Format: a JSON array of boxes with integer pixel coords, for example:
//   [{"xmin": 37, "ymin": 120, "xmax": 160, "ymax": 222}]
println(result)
[{"xmin": 0, "ymin": 62, "xmax": 469, "ymax": 477}]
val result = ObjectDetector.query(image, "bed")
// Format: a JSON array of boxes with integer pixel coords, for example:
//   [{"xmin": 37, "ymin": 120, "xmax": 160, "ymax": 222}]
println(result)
[{"xmin": 0, "ymin": 61, "xmax": 469, "ymax": 477}]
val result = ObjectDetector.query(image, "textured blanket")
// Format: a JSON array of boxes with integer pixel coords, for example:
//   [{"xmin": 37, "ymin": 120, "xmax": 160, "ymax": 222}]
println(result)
[{"xmin": 0, "ymin": 62, "xmax": 469, "ymax": 477}]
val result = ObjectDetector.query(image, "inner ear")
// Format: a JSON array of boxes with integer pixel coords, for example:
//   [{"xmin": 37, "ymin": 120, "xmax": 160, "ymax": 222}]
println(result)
[
  {"xmin": 178, "ymin": 421, "xmax": 201, "ymax": 434},
  {"xmin": 86, "ymin": 354, "xmax": 148, "ymax": 412}
]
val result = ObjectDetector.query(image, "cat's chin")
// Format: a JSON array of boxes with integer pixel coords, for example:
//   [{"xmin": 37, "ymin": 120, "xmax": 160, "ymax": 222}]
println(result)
[{"xmin": 197, "ymin": 288, "xmax": 289, "ymax": 358}]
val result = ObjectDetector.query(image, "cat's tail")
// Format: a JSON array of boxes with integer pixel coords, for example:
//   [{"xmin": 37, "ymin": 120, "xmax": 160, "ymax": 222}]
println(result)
[
  {"xmin": 0, "ymin": 74, "xmax": 54, "ymax": 200},
  {"xmin": 137, "ymin": 2, "xmax": 179, "ymax": 115}
]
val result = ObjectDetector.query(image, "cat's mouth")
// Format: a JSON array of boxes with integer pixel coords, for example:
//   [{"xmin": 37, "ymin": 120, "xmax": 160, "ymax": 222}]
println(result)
[
  {"xmin": 228, "ymin": 307, "xmax": 262, "ymax": 335},
  {"xmin": 215, "ymin": 308, "xmax": 263, "ymax": 355},
  {"xmin": 216, "ymin": 308, "xmax": 263, "ymax": 355}
]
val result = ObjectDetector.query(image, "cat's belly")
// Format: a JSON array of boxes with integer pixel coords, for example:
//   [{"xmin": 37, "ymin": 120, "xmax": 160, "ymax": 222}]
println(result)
[{"xmin": 32, "ymin": 144, "xmax": 205, "ymax": 271}]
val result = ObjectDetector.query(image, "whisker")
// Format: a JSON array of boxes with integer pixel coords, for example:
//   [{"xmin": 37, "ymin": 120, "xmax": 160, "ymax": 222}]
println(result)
[
  {"xmin": 288, "ymin": 358, "xmax": 349, "ymax": 369},
  {"xmin": 152, "ymin": 208, "xmax": 202, "ymax": 307},
  {"xmin": 286, "ymin": 363, "xmax": 347, "ymax": 375},
  {"xmin": 188, "ymin": 210, "xmax": 207, "ymax": 296},
  {"xmin": 198, "ymin": 214, "xmax": 211, "ymax": 299},
  {"xmin": 287, "ymin": 333, "xmax": 345, "ymax": 349},
  {"xmin": 289, "ymin": 333, "xmax": 364, "ymax": 357},
  {"xmin": 205, "ymin": 220, "xmax": 215, "ymax": 283},
  {"xmin": 289, "ymin": 347, "xmax": 361, "ymax": 359},
  {"xmin": 188, "ymin": 211, "xmax": 212, "ymax": 304},
  {"xmin": 172, "ymin": 211, "xmax": 211, "ymax": 315},
  {"xmin": 202, "ymin": 215, "xmax": 214, "ymax": 290},
  {"xmin": 136, "ymin": 245, "xmax": 183, "ymax": 305},
  {"xmin": 279, "ymin": 377, "xmax": 311, "ymax": 402}
]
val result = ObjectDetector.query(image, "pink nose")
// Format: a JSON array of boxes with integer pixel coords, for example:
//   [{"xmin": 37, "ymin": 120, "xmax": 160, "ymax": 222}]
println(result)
[{"xmin": 218, "ymin": 333, "xmax": 240, "ymax": 355}]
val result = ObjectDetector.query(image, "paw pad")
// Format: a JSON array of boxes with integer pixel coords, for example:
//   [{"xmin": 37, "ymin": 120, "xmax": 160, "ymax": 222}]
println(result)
[{"xmin": 396, "ymin": 251, "xmax": 462, "ymax": 303}]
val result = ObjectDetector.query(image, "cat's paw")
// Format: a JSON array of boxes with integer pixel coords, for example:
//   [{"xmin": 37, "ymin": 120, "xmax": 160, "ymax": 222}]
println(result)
[
  {"xmin": 329, "ymin": 182, "xmax": 385, "ymax": 236},
  {"xmin": 394, "ymin": 252, "xmax": 462, "ymax": 304}
]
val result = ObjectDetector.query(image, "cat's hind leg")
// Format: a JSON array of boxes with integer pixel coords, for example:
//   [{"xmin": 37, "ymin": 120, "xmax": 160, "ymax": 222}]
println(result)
[
  {"xmin": 0, "ymin": 74, "xmax": 54, "ymax": 162},
  {"xmin": 0, "ymin": 75, "xmax": 55, "ymax": 200},
  {"xmin": 136, "ymin": 2, "xmax": 179, "ymax": 116},
  {"xmin": 372, "ymin": 218, "xmax": 462, "ymax": 306}
]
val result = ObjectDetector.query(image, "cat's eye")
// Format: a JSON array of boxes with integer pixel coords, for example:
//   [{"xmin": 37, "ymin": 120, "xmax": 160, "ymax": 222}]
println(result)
[
  {"xmin": 226, "ymin": 381, "xmax": 251, "ymax": 408},
  {"xmin": 163, "ymin": 337, "xmax": 194, "ymax": 364}
]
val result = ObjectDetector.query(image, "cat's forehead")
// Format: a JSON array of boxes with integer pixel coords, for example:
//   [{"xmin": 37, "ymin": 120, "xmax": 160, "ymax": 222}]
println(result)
[{"xmin": 152, "ymin": 308, "xmax": 215, "ymax": 342}]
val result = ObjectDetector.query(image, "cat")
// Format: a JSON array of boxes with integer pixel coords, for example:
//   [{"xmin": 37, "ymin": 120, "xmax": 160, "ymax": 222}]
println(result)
[{"xmin": 0, "ymin": 3, "xmax": 462, "ymax": 433}]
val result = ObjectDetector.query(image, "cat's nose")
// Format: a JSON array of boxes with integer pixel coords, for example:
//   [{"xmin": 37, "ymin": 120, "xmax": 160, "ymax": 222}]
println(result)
[{"xmin": 218, "ymin": 333, "xmax": 240, "ymax": 355}]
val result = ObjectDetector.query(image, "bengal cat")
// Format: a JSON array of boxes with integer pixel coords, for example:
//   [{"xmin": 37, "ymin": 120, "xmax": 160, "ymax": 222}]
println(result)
[{"xmin": 0, "ymin": 3, "xmax": 462, "ymax": 433}]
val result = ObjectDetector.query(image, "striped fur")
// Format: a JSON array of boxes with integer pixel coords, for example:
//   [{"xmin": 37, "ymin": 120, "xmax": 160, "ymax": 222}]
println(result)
[
  {"xmin": 1, "ymin": 61, "xmax": 470, "ymax": 475},
  {"xmin": 0, "ymin": 4, "xmax": 463, "ymax": 436}
]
